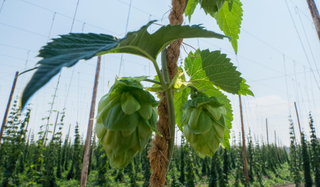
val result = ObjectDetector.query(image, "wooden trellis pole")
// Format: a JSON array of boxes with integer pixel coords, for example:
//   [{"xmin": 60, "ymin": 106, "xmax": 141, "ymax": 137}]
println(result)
[
  {"xmin": 274, "ymin": 130, "xmax": 276, "ymax": 146},
  {"xmin": 0, "ymin": 71, "xmax": 19, "ymax": 148},
  {"xmin": 52, "ymin": 111, "xmax": 60, "ymax": 139},
  {"xmin": 266, "ymin": 118, "xmax": 269, "ymax": 145},
  {"xmin": 239, "ymin": 95, "xmax": 249, "ymax": 182},
  {"xmin": 306, "ymin": 0, "xmax": 320, "ymax": 42},
  {"xmin": 294, "ymin": 102, "xmax": 302, "ymax": 136},
  {"xmin": 80, "ymin": 56, "xmax": 101, "ymax": 187}
]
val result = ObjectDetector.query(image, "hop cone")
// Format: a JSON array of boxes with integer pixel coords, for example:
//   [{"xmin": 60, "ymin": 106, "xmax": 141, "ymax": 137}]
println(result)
[
  {"xmin": 95, "ymin": 77, "xmax": 159, "ymax": 168},
  {"xmin": 182, "ymin": 92, "xmax": 228, "ymax": 158}
]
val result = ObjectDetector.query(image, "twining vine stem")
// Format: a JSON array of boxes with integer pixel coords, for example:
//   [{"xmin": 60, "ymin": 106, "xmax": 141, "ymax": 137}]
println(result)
[{"xmin": 160, "ymin": 49, "xmax": 176, "ymax": 174}]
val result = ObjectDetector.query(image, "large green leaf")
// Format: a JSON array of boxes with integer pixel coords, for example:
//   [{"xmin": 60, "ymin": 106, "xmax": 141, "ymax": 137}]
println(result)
[
  {"xmin": 200, "ymin": 0, "xmax": 226, "ymax": 15},
  {"xmin": 21, "ymin": 20, "xmax": 228, "ymax": 109},
  {"xmin": 185, "ymin": 0, "xmax": 227, "ymax": 21},
  {"xmin": 214, "ymin": 0, "xmax": 243, "ymax": 53},
  {"xmin": 185, "ymin": 0, "xmax": 242, "ymax": 54},
  {"xmin": 238, "ymin": 78, "xmax": 254, "ymax": 96},
  {"xmin": 189, "ymin": 49, "xmax": 242, "ymax": 94},
  {"xmin": 184, "ymin": 50, "xmax": 234, "ymax": 150},
  {"xmin": 185, "ymin": 0, "xmax": 199, "ymax": 22}
]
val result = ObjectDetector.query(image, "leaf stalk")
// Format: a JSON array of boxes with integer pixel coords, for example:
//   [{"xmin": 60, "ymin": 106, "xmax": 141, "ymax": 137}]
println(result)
[
  {"xmin": 151, "ymin": 60, "xmax": 167, "ymax": 90},
  {"xmin": 143, "ymin": 79, "xmax": 161, "ymax": 85}
]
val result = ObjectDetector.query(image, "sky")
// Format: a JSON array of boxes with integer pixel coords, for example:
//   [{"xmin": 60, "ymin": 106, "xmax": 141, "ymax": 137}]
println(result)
[{"xmin": 0, "ymin": 0, "xmax": 320, "ymax": 146}]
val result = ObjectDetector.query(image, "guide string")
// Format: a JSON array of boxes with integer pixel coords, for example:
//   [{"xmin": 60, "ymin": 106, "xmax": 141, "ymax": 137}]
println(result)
[
  {"xmin": 47, "ymin": 12, "xmax": 56, "ymax": 42},
  {"xmin": 70, "ymin": 0, "xmax": 80, "ymax": 32},
  {"xmin": 64, "ymin": 0, "xmax": 81, "ymax": 109},
  {"xmin": 118, "ymin": 0, "xmax": 132, "ymax": 76},
  {"xmin": 0, "ymin": 0, "xmax": 5, "ymax": 15},
  {"xmin": 283, "ymin": 55, "xmax": 291, "ymax": 115},
  {"xmin": 296, "ymin": 7, "xmax": 320, "ymax": 80},
  {"xmin": 284, "ymin": 0, "xmax": 320, "ymax": 91}
]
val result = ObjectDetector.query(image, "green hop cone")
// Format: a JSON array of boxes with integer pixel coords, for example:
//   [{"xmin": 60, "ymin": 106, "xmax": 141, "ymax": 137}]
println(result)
[
  {"xmin": 181, "ymin": 92, "xmax": 228, "ymax": 158},
  {"xmin": 95, "ymin": 76, "xmax": 159, "ymax": 169}
]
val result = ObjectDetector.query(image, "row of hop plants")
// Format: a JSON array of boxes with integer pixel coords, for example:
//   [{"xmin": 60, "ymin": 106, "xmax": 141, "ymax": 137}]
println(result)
[
  {"xmin": 169, "ymin": 132, "xmax": 290, "ymax": 187},
  {"xmin": 0, "ymin": 99, "xmax": 319, "ymax": 187},
  {"xmin": 288, "ymin": 113, "xmax": 320, "ymax": 187}
]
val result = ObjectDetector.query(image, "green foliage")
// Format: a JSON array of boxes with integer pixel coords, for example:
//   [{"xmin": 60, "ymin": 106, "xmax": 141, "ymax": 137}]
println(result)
[
  {"xmin": 301, "ymin": 133, "xmax": 312, "ymax": 187},
  {"xmin": 185, "ymin": 0, "xmax": 199, "ymax": 21},
  {"xmin": 0, "ymin": 122, "xmax": 296, "ymax": 187},
  {"xmin": 115, "ymin": 169, "xmax": 124, "ymax": 183},
  {"xmin": 56, "ymin": 138, "xmax": 62, "ymax": 179},
  {"xmin": 309, "ymin": 113, "xmax": 320, "ymax": 187},
  {"xmin": 220, "ymin": 149, "xmax": 229, "ymax": 187},
  {"xmin": 185, "ymin": 0, "xmax": 227, "ymax": 21},
  {"xmin": 253, "ymin": 139, "xmax": 264, "ymax": 187},
  {"xmin": 185, "ymin": 0, "xmax": 243, "ymax": 53},
  {"xmin": 247, "ymin": 130, "xmax": 254, "ymax": 183},
  {"xmin": 186, "ymin": 49, "xmax": 249, "ymax": 95},
  {"xmin": 201, "ymin": 158, "xmax": 207, "ymax": 176},
  {"xmin": 74, "ymin": 124, "xmax": 82, "ymax": 181},
  {"xmin": 209, "ymin": 154, "xmax": 217, "ymax": 187},
  {"xmin": 21, "ymin": 21, "xmax": 228, "ymax": 109},
  {"xmin": 214, "ymin": 0, "xmax": 243, "ymax": 53},
  {"xmin": 127, "ymin": 161, "xmax": 138, "ymax": 187},
  {"xmin": 200, "ymin": 0, "xmax": 227, "ymax": 15},
  {"xmin": 179, "ymin": 135, "xmax": 186, "ymax": 185},
  {"xmin": 94, "ymin": 139, "xmax": 101, "ymax": 170},
  {"xmin": 1, "ymin": 100, "xmax": 27, "ymax": 187},
  {"xmin": 288, "ymin": 118, "xmax": 302, "ymax": 187},
  {"xmin": 238, "ymin": 79, "xmax": 254, "ymax": 97},
  {"xmin": 43, "ymin": 140, "xmax": 57, "ymax": 187},
  {"xmin": 67, "ymin": 123, "xmax": 81, "ymax": 181},
  {"xmin": 215, "ymin": 149, "xmax": 223, "ymax": 186},
  {"xmin": 64, "ymin": 139, "xmax": 71, "ymax": 172},
  {"xmin": 56, "ymin": 109, "xmax": 65, "ymax": 178},
  {"xmin": 185, "ymin": 146, "xmax": 195, "ymax": 187},
  {"xmin": 95, "ymin": 144, "xmax": 110, "ymax": 187},
  {"xmin": 142, "ymin": 139, "xmax": 151, "ymax": 187},
  {"xmin": 169, "ymin": 160, "xmax": 181, "ymax": 187},
  {"xmin": 234, "ymin": 133, "xmax": 246, "ymax": 187},
  {"xmin": 61, "ymin": 125, "xmax": 70, "ymax": 172}
]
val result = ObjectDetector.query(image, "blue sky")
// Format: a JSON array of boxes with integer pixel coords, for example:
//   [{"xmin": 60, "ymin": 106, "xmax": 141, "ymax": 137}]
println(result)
[{"xmin": 0, "ymin": 0, "xmax": 319, "ymax": 146}]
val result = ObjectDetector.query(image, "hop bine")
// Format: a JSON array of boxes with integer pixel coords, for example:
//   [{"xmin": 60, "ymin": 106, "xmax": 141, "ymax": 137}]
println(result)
[
  {"xmin": 95, "ymin": 76, "xmax": 159, "ymax": 169},
  {"xmin": 181, "ymin": 91, "xmax": 228, "ymax": 158}
]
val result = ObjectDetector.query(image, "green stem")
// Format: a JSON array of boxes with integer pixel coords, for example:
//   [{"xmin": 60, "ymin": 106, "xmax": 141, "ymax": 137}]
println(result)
[
  {"xmin": 161, "ymin": 49, "xmax": 176, "ymax": 174},
  {"xmin": 151, "ymin": 60, "xmax": 167, "ymax": 90},
  {"xmin": 143, "ymin": 79, "xmax": 161, "ymax": 85}
]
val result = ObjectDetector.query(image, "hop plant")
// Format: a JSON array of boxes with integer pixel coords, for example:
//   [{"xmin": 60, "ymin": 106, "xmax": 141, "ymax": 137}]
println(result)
[
  {"xmin": 95, "ymin": 76, "xmax": 159, "ymax": 169},
  {"xmin": 181, "ymin": 91, "xmax": 228, "ymax": 158}
]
